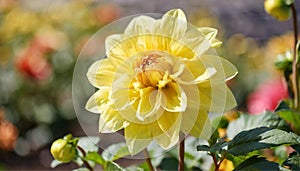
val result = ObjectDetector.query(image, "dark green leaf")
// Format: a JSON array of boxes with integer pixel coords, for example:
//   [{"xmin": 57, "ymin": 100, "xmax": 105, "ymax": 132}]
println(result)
[
  {"xmin": 208, "ymin": 129, "xmax": 219, "ymax": 145},
  {"xmin": 106, "ymin": 161, "xmax": 125, "ymax": 171},
  {"xmin": 233, "ymin": 156, "xmax": 280, "ymax": 171},
  {"xmin": 275, "ymin": 61, "xmax": 291, "ymax": 71},
  {"xmin": 228, "ymin": 127, "xmax": 300, "ymax": 156},
  {"xmin": 160, "ymin": 157, "xmax": 178, "ymax": 171},
  {"xmin": 226, "ymin": 151, "xmax": 261, "ymax": 167},
  {"xmin": 277, "ymin": 109, "xmax": 300, "ymax": 134},
  {"xmin": 85, "ymin": 151, "xmax": 106, "ymax": 166},
  {"xmin": 283, "ymin": 152, "xmax": 300, "ymax": 170},
  {"xmin": 275, "ymin": 101, "xmax": 291, "ymax": 112},
  {"xmin": 102, "ymin": 143, "xmax": 130, "ymax": 161},
  {"xmin": 196, "ymin": 145, "xmax": 210, "ymax": 152},
  {"xmin": 227, "ymin": 112, "xmax": 290, "ymax": 139}
]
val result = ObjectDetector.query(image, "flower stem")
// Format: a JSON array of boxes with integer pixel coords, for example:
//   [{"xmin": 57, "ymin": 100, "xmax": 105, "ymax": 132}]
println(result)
[
  {"xmin": 178, "ymin": 133, "xmax": 185, "ymax": 171},
  {"xmin": 77, "ymin": 146, "xmax": 94, "ymax": 171},
  {"xmin": 211, "ymin": 153, "xmax": 219, "ymax": 171},
  {"xmin": 143, "ymin": 149, "xmax": 155, "ymax": 171},
  {"xmin": 291, "ymin": 3, "xmax": 299, "ymax": 110}
]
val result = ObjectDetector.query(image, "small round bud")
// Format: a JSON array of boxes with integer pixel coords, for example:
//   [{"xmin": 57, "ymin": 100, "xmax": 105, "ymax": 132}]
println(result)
[
  {"xmin": 264, "ymin": 0, "xmax": 291, "ymax": 21},
  {"xmin": 50, "ymin": 138, "xmax": 76, "ymax": 163}
]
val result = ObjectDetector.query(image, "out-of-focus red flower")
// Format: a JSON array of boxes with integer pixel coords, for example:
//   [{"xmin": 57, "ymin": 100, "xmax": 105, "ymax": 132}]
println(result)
[
  {"xmin": 247, "ymin": 79, "xmax": 288, "ymax": 114},
  {"xmin": 16, "ymin": 49, "xmax": 52, "ymax": 81},
  {"xmin": 15, "ymin": 36, "xmax": 56, "ymax": 81},
  {"xmin": 0, "ymin": 120, "xmax": 18, "ymax": 151}
]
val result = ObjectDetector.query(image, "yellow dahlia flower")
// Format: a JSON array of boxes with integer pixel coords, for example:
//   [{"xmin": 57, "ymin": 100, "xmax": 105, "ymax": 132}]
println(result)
[{"xmin": 86, "ymin": 9, "xmax": 237, "ymax": 155}]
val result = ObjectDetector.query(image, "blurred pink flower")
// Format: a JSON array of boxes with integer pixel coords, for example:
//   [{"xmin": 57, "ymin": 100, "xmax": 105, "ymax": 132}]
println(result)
[{"xmin": 247, "ymin": 79, "xmax": 288, "ymax": 114}]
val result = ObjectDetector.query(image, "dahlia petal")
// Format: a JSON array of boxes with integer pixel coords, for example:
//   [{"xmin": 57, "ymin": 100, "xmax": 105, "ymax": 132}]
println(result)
[
  {"xmin": 199, "ymin": 84, "xmax": 237, "ymax": 112},
  {"xmin": 154, "ymin": 129, "xmax": 180, "ymax": 149},
  {"xmin": 86, "ymin": 59, "xmax": 116, "ymax": 88},
  {"xmin": 200, "ymin": 54, "xmax": 238, "ymax": 82},
  {"xmin": 136, "ymin": 87, "xmax": 161, "ymax": 121},
  {"xmin": 161, "ymin": 82, "xmax": 187, "ymax": 112},
  {"xmin": 125, "ymin": 123, "xmax": 156, "ymax": 155},
  {"xmin": 124, "ymin": 16, "xmax": 156, "ymax": 35},
  {"xmin": 156, "ymin": 111, "xmax": 181, "ymax": 149},
  {"xmin": 198, "ymin": 27, "xmax": 222, "ymax": 47},
  {"xmin": 105, "ymin": 34, "xmax": 122, "ymax": 53},
  {"xmin": 176, "ymin": 67, "xmax": 216, "ymax": 85},
  {"xmin": 85, "ymin": 88, "xmax": 110, "ymax": 113},
  {"xmin": 99, "ymin": 107, "xmax": 129, "ymax": 133},
  {"xmin": 179, "ymin": 84, "xmax": 200, "ymax": 134},
  {"xmin": 160, "ymin": 9, "xmax": 187, "ymax": 39},
  {"xmin": 188, "ymin": 110, "xmax": 212, "ymax": 139}
]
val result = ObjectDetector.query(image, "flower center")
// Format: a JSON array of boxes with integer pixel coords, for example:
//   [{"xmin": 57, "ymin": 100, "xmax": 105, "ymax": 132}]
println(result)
[{"xmin": 132, "ymin": 51, "xmax": 174, "ymax": 90}]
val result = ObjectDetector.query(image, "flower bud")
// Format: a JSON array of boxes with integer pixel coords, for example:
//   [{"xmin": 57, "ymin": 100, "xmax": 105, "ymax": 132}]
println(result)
[
  {"xmin": 50, "ymin": 138, "xmax": 76, "ymax": 163},
  {"xmin": 264, "ymin": 0, "xmax": 291, "ymax": 21}
]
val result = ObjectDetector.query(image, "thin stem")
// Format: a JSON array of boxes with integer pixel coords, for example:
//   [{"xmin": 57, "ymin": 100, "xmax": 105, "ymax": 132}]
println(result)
[
  {"xmin": 143, "ymin": 149, "xmax": 155, "ymax": 171},
  {"xmin": 77, "ymin": 146, "xmax": 94, "ymax": 171},
  {"xmin": 211, "ymin": 153, "xmax": 219, "ymax": 171},
  {"xmin": 291, "ymin": 3, "xmax": 299, "ymax": 110},
  {"xmin": 178, "ymin": 133, "xmax": 185, "ymax": 171}
]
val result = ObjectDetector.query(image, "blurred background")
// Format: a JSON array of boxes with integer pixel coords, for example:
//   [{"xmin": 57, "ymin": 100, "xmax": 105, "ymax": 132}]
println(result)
[{"xmin": 0, "ymin": 0, "xmax": 298, "ymax": 170}]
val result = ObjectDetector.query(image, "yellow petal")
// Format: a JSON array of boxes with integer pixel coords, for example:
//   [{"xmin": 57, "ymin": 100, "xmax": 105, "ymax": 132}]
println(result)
[
  {"xmin": 188, "ymin": 110, "xmax": 212, "ymax": 139},
  {"xmin": 198, "ymin": 27, "xmax": 222, "ymax": 47},
  {"xmin": 179, "ymin": 84, "xmax": 200, "ymax": 134},
  {"xmin": 87, "ymin": 59, "xmax": 116, "ymax": 88},
  {"xmin": 124, "ymin": 123, "xmax": 160, "ymax": 155},
  {"xmin": 161, "ymin": 82, "xmax": 187, "ymax": 112},
  {"xmin": 199, "ymin": 84, "xmax": 237, "ymax": 112},
  {"xmin": 136, "ymin": 87, "xmax": 161, "ymax": 121},
  {"xmin": 124, "ymin": 16, "xmax": 156, "ymax": 35},
  {"xmin": 200, "ymin": 54, "xmax": 238, "ymax": 82},
  {"xmin": 105, "ymin": 34, "xmax": 122, "ymax": 53},
  {"xmin": 160, "ymin": 9, "xmax": 187, "ymax": 39},
  {"xmin": 99, "ymin": 106, "xmax": 129, "ymax": 133},
  {"xmin": 156, "ymin": 111, "xmax": 181, "ymax": 149},
  {"xmin": 85, "ymin": 87, "xmax": 110, "ymax": 113},
  {"xmin": 172, "ymin": 28, "xmax": 210, "ymax": 58}
]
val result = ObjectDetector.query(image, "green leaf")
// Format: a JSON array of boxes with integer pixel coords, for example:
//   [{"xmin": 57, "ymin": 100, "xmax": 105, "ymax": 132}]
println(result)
[
  {"xmin": 226, "ymin": 151, "xmax": 262, "ymax": 167},
  {"xmin": 77, "ymin": 136, "xmax": 100, "ymax": 153},
  {"xmin": 85, "ymin": 151, "xmax": 106, "ymax": 166},
  {"xmin": 196, "ymin": 145, "xmax": 210, "ymax": 152},
  {"xmin": 211, "ymin": 116, "xmax": 229, "ymax": 129},
  {"xmin": 228, "ymin": 127, "xmax": 300, "ymax": 156},
  {"xmin": 50, "ymin": 159, "xmax": 63, "ymax": 168},
  {"xmin": 283, "ymin": 152, "xmax": 300, "ymax": 170},
  {"xmin": 275, "ymin": 61, "xmax": 291, "ymax": 71},
  {"xmin": 233, "ymin": 156, "xmax": 280, "ymax": 171},
  {"xmin": 277, "ymin": 109, "xmax": 300, "ymax": 134},
  {"xmin": 160, "ymin": 157, "xmax": 179, "ymax": 171},
  {"xmin": 102, "ymin": 142, "xmax": 130, "ymax": 161},
  {"xmin": 227, "ymin": 112, "xmax": 290, "ymax": 139},
  {"xmin": 105, "ymin": 161, "xmax": 125, "ymax": 171},
  {"xmin": 275, "ymin": 101, "xmax": 291, "ymax": 112}
]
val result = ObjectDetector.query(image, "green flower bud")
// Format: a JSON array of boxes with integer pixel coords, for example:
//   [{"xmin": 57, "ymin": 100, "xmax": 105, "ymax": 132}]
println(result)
[
  {"xmin": 264, "ymin": 0, "xmax": 291, "ymax": 21},
  {"xmin": 50, "ymin": 138, "xmax": 76, "ymax": 163}
]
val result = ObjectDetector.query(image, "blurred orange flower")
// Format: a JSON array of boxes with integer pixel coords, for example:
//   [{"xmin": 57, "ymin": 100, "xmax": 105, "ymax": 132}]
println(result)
[{"xmin": 0, "ymin": 115, "xmax": 18, "ymax": 151}]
